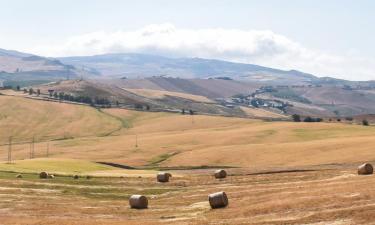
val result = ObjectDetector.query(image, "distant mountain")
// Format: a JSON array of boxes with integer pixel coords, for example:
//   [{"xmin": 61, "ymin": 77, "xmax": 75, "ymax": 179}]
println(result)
[
  {"xmin": 59, "ymin": 53, "xmax": 318, "ymax": 85},
  {"xmin": 0, "ymin": 48, "xmax": 86, "ymax": 86}
]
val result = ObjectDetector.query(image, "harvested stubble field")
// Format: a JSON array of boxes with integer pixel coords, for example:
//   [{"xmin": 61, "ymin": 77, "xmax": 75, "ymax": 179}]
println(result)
[
  {"xmin": 2, "ymin": 95, "xmax": 375, "ymax": 224},
  {"xmin": 1, "ymin": 166, "xmax": 375, "ymax": 224}
]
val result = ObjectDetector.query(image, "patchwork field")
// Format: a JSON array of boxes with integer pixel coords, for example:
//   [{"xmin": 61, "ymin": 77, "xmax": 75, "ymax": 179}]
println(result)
[
  {"xmin": 1, "ymin": 95, "xmax": 375, "ymax": 224},
  {"xmin": 123, "ymin": 88, "xmax": 214, "ymax": 103}
]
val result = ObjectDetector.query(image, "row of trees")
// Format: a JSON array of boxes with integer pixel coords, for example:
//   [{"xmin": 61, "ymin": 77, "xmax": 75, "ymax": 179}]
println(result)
[
  {"xmin": 50, "ymin": 92, "xmax": 110, "ymax": 106},
  {"xmin": 181, "ymin": 109, "xmax": 195, "ymax": 115},
  {"xmin": 292, "ymin": 114, "xmax": 323, "ymax": 122},
  {"xmin": 23, "ymin": 88, "xmax": 41, "ymax": 96},
  {"xmin": 292, "ymin": 114, "xmax": 370, "ymax": 126}
]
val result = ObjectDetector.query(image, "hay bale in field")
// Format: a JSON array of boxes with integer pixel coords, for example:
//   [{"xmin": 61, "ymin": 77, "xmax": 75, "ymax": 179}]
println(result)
[
  {"xmin": 358, "ymin": 163, "xmax": 373, "ymax": 175},
  {"xmin": 157, "ymin": 172, "xmax": 172, "ymax": 182},
  {"xmin": 48, "ymin": 174, "xmax": 54, "ymax": 179},
  {"xmin": 129, "ymin": 195, "xmax": 148, "ymax": 209},
  {"xmin": 214, "ymin": 169, "xmax": 227, "ymax": 179},
  {"xmin": 39, "ymin": 171, "xmax": 49, "ymax": 179},
  {"xmin": 16, "ymin": 174, "xmax": 22, "ymax": 178},
  {"xmin": 73, "ymin": 175, "xmax": 79, "ymax": 179},
  {"xmin": 208, "ymin": 191, "xmax": 228, "ymax": 209}
]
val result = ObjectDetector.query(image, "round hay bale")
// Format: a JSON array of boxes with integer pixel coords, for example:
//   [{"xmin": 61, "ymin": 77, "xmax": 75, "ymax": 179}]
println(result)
[
  {"xmin": 214, "ymin": 169, "xmax": 227, "ymax": 179},
  {"xmin": 48, "ymin": 174, "xmax": 54, "ymax": 179},
  {"xmin": 129, "ymin": 195, "xmax": 148, "ymax": 209},
  {"xmin": 358, "ymin": 163, "xmax": 373, "ymax": 175},
  {"xmin": 16, "ymin": 174, "xmax": 22, "ymax": 178},
  {"xmin": 157, "ymin": 172, "xmax": 172, "ymax": 182},
  {"xmin": 208, "ymin": 191, "xmax": 228, "ymax": 209},
  {"xmin": 73, "ymin": 175, "xmax": 79, "ymax": 179},
  {"xmin": 39, "ymin": 171, "xmax": 49, "ymax": 179}
]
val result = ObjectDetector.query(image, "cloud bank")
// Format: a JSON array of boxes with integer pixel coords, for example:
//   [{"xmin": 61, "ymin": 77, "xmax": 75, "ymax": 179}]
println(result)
[{"xmin": 32, "ymin": 24, "xmax": 375, "ymax": 80}]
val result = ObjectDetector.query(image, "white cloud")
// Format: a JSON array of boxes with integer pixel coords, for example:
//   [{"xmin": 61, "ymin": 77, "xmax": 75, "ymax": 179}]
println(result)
[{"xmin": 31, "ymin": 24, "xmax": 375, "ymax": 81}]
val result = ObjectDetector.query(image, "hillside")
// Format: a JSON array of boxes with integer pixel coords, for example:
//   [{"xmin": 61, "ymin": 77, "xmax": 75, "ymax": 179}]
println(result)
[
  {"xmin": 34, "ymin": 79, "xmax": 259, "ymax": 118},
  {"xmin": 59, "ymin": 53, "xmax": 318, "ymax": 84},
  {"xmin": 1, "ymin": 96, "xmax": 375, "ymax": 169},
  {"xmin": 0, "ymin": 48, "xmax": 88, "ymax": 87},
  {"xmin": 0, "ymin": 95, "xmax": 121, "ymax": 143},
  {"xmin": 3, "ymin": 48, "xmax": 375, "ymax": 117}
]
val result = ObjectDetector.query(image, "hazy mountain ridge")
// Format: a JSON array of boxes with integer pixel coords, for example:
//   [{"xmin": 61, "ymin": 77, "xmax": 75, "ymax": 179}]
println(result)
[
  {"xmin": 0, "ymin": 48, "xmax": 83, "ymax": 86},
  {"xmin": 3, "ymin": 48, "xmax": 375, "ymax": 117},
  {"xmin": 59, "ymin": 53, "xmax": 318, "ymax": 84}
]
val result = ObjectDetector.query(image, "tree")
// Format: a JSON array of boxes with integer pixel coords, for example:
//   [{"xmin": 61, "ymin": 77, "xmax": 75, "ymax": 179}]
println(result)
[
  {"xmin": 48, "ymin": 90, "xmax": 54, "ymax": 97},
  {"xmin": 292, "ymin": 114, "xmax": 301, "ymax": 122},
  {"xmin": 362, "ymin": 119, "xmax": 369, "ymax": 126},
  {"xmin": 189, "ymin": 110, "xmax": 194, "ymax": 115},
  {"xmin": 28, "ymin": 88, "xmax": 34, "ymax": 95},
  {"xmin": 16, "ymin": 85, "xmax": 20, "ymax": 91},
  {"xmin": 37, "ymin": 89, "xmax": 41, "ymax": 96},
  {"xmin": 181, "ymin": 109, "xmax": 185, "ymax": 114},
  {"xmin": 58, "ymin": 92, "xmax": 64, "ymax": 100},
  {"xmin": 53, "ymin": 92, "xmax": 58, "ymax": 98},
  {"xmin": 303, "ymin": 116, "xmax": 314, "ymax": 122},
  {"xmin": 135, "ymin": 104, "xmax": 143, "ymax": 110}
]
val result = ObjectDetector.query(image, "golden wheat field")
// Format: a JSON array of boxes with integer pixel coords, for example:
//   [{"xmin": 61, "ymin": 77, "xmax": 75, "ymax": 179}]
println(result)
[{"xmin": 1, "ymin": 95, "xmax": 375, "ymax": 224}]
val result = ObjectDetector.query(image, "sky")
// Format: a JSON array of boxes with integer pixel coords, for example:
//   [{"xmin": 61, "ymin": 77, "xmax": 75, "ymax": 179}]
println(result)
[{"xmin": 1, "ymin": 0, "xmax": 375, "ymax": 80}]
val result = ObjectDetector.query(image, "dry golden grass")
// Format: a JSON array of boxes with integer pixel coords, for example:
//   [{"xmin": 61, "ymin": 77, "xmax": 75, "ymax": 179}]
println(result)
[
  {"xmin": 240, "ymin": 106, "xmax": 288, "ymax": 119},
  {"xmin": 0, "ymin": 168, "xmax": 375, "ymax": 224},
  {"xmin": 2, "ymin": 96, "xmax": 375, "ymax": 170},
  {"xmin": 124, "ymin": 88, "xmax": 214, "ymax": 103},
  {"xmin": 0, "ymin": 95, "xmax": 121, "ymax": 143},
  {"xmin": 2, "ymin": 94, "xmax": 375, "ymax": 224}
]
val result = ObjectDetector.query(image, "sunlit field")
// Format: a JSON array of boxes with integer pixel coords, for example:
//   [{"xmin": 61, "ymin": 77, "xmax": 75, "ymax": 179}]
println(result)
[{"xmin": 1, "ymin": 96, "xmax": 375, "ymax": 224}]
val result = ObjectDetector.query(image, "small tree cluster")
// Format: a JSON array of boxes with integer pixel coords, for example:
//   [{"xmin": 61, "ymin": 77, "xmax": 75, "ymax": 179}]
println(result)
[
  {"xmin": 134, "ymin": 104, "xmax": 151, "ymax": 110},
  {"xmin": 362, "ymin": 119, "xmax": 369, "ymax": 126},
  {"xmin": 303, "ymin": 116, "xmax": 323, "ymax": 122},
  {"xmin": 292, "ymin": 114, "xmax": 301, "ymax": 122},
  {"xmin": 53, "ymin": 92, "xmax": 95, "ymax": 104}
]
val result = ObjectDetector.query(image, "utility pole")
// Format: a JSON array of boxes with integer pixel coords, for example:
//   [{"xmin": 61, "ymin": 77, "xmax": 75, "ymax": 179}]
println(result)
[
  {"xmin": 31, "ymin": 136, "xmax": 35, "ymax": 159},
  {"xmin": 46, "ymin": 141, "xmax": 49, "ymax": 158},
  {"xmin": 135, "ymin": 134, "xmax": 138, "ymax": 148},
  {"xmin": 7, "ymin": 136, "xmax": 12, "ymax": 164},
  {"xmin": 30, "ymin": 141, "xmax": 32, "ymax": 159}
]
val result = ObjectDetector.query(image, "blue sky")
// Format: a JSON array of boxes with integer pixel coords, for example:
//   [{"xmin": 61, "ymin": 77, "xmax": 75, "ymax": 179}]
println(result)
[{"xmin": 1, "ymin": 0, "xmax": 375, "ymax": 80}]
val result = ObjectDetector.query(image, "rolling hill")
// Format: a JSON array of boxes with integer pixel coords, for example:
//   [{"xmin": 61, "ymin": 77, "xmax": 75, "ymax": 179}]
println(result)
[
  {"xmin": 59, "ymin": 53, "xmax": 318, "ymax": 84},
  {"xmin": 0, "ymin": 48, "xmax": 88, "ymax": 87},
  {"xmin": 3, "ymin": 48, "xmax": 375, "ymax": 117},
  {"xmin": 1, "ymin": 95, "xmax": 375, "ymax": 169}
]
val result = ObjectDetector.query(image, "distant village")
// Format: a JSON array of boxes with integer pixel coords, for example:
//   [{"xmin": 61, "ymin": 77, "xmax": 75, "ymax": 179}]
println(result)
[{"xmin": 217, "ymin": 86, "xmax": 293, "ymax": 113}]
